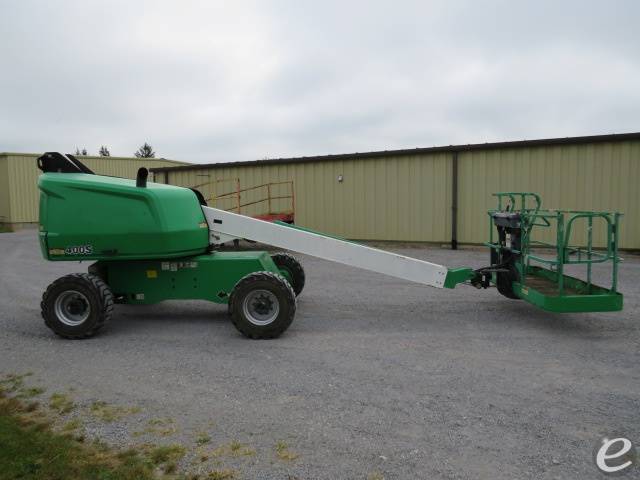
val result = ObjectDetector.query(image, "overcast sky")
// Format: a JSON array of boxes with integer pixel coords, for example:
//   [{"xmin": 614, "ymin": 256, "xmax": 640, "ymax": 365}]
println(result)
[{"xmin": 1, "ymin": 1, "xmax": 639, "ymax": 163}]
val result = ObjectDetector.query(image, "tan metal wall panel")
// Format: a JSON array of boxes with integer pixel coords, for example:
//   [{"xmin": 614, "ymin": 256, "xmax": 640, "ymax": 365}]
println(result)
[
  {"xmin": 3, "ymin": 153, "xmax": 187, "ymax": 223},
  {"xmin": 0, "ymin": 156, "xmax": 11, "ymax": 224},
  {"xmin": 7, "ymin": 154, "xmax": 40, "ymax": 224},
  {"xmin": 161, "ymin": 140, "xmax": 638, "ymax": 248},
  {"xmin": 166, "ymin": 153, "xmax": 452, "ymax": 242},
  {"xmin": 457, "ymin": 141, "xmax": 639, "ymax": 249},
  {"xmin": 11, "ymin": 139, "xmax": 629, "ymax": 245}
]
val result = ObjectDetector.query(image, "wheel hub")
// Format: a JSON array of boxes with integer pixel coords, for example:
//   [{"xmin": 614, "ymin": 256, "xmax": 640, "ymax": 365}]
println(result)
[
  {"xmin": 54, "ymin": 290, "xmax": 90, "ymax": 326},
  {"xmin": 242, "ymin": 289, "xmax": 279, "ymax": 326}
]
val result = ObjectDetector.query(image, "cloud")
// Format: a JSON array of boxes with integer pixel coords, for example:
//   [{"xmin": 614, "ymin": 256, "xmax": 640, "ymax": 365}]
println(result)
[{"xmin": 0, "ymin": 0, "xmax": 638, "ymax": 162}]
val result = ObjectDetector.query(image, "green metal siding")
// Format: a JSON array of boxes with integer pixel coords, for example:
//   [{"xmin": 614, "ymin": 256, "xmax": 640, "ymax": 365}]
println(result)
[{"xmin": 0, "ymin": 153, "xmax": 188, "ymax": 224}]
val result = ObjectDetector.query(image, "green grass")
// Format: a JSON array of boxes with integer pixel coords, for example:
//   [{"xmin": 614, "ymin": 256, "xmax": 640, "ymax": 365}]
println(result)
[
  {"xmin": 90, "ymin": 401, "xmax": 141, "ymax": 423},
  {"xmin": 210, "ymin": 440, "xmax": 255, "ymax": 458},
  {"xmin": 148, "ymin": 444, "xmax": 186, "ymax": 465},
  {"xmin": 49, "ymin": 393, "xmax": 74, "ymax": 414},
  {"xmin": 0, "ymin": 392, "xmax": 158, "ymax": 480},
  {"xmin": 206, "ymin": 470, "xmax": 237, "ymax": 480},
  {"xmin": 0, "ymin": 223, "xmax": 11, "ymax": 233},
  {"xmin": 275, "ymin": 440, "xmax": 299, "ymax": 461},
  {"xmin": 195, "ymin": 432, "xmax": 212, "ymax": 446},
  {"xmin": 0, "ymin": 374, "xmax": 255, "ymax": 479},
  {"xmin": 0, "ymin": 373, "xmax": 33, "ymax": 393},
  {"xmin": 133, "ymin": 417, "xmax": 177, "ymax": 438},
  {"xmin": 61, "ymin": 418, "xmax": 83, "ymax": 433},
  {"xmin": 367, "ymin": 472, "xmax": 385, "ymax": 480},
  {"xmin": 17, "ymin": 387, "xmax": 46, "ymax": 399}
]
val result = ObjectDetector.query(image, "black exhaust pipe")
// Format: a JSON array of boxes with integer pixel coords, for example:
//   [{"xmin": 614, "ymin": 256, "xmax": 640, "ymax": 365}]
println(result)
[{"xmin": 136, "ymin": 167, "xmax": 149, "ymax": 188}]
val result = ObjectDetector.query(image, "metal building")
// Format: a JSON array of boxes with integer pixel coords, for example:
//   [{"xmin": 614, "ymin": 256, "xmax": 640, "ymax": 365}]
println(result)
[
  {"xmin": 150, "ymin": 133, "xmax": 640, "ymax": 250},
  {"xmin": 0, "ymin": 153, "xmax": 187, "ymax": 228}
]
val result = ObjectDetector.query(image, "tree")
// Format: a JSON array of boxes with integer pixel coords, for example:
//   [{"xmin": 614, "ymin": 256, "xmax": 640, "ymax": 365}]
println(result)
[
  {"xmin": 134, "ymin": 142, "xmax": 155, "ymax": 158},
  {"xmin": 99, "ymin": 145, "xmax": 111, "ymax": 157},
  {"xmin": 74, "ymin": 148, "xmax": 88, "ymax": 155}
]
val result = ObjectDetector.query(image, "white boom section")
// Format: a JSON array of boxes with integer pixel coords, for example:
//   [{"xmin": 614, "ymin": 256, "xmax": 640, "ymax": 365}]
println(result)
[{"xmin": 203, "ymin": 206, "xmax": 448, "ymax": 288}]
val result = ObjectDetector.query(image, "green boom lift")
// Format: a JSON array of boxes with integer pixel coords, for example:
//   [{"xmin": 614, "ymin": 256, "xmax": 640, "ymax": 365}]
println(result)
[{"xmin": 35, "ymin": 153, "xmax": 623, "ymax": 340}]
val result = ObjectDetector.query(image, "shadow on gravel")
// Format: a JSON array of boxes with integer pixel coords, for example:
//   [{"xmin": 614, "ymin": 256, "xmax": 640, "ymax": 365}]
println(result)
[
  {"xmin": 101, "ymin": 302, "xmax": 234, "ymax": 336},
  {"xmin": 115, "ymin": 303, "xmax": 228, "ymax": 322},
  {"xmin": 496, "ymin": 301, "xmax": 623, "ymax": 336}
]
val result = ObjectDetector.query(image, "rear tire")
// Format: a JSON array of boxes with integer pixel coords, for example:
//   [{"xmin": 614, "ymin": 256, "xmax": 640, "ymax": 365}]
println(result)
[
  {"xmin": 228, "ymin": 271, "xmax": 296, "ymax": 339},
  {"xmin": 41, "ymin": 273, "xmax": 113, "ymax": 339},
  {"xmin": 271, "ymin": 252, "xmax": 305, "ymax": 296}
]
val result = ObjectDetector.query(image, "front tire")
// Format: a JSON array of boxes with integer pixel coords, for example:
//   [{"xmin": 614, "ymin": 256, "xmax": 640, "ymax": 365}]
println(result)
[
  {"xmin": 271, "ymin": 252, "xmax": 305, "ymax": 296},
  {"xmin": 228, "ymin": 272, "xmax": 296, "ymax": 339},
  {"xmin": 41, "ymin": 273, "xmax": 114, "ymax": 339}
]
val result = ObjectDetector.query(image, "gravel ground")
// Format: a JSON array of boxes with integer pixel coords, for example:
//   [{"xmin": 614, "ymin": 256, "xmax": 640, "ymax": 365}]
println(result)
[{"xmin": 1, "ymin": 229, "xmax": 639, "ymax": 479}]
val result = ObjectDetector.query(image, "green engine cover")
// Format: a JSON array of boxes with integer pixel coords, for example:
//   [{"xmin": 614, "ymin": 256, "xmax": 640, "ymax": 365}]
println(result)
[{"xmin": 38, "ymin": 173, "xmax": 209, "ymax": 261}]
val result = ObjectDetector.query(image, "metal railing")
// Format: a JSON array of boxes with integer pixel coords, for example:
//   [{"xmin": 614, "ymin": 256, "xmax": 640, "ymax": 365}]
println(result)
[
  {"xmin": 190, "ymin": 177, "xmax": 295, "ymax": 217},
  {"xmin": 487, "ymin": 193, "xmax": 622, "ymax": 294}
]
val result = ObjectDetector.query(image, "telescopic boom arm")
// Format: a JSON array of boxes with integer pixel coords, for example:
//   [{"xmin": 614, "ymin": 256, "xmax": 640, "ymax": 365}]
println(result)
[{"xmin": 202, "ymin": 206, "xmax": 473, "ymax": 289}]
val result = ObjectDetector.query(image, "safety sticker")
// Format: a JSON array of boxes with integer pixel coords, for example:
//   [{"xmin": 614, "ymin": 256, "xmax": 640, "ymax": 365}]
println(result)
[{"xmin": 160, "ymin": 261, "xmax": 198, "ymax": 272}]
